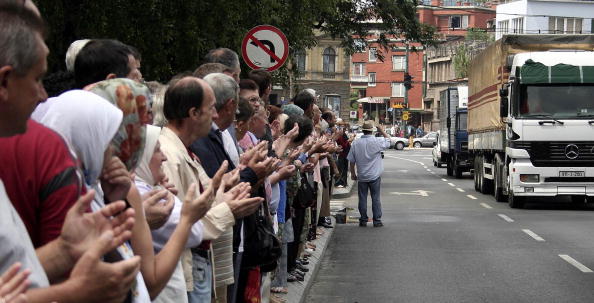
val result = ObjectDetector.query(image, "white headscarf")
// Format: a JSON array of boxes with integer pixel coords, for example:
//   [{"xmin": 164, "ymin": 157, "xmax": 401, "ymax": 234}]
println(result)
[
  {"xmin": 39, "ymin": 90, "xmax": 123, "ymax": 185},
  {"xmin": 134, "ymin": 125, "xmax": 161, "ymax": 186}
]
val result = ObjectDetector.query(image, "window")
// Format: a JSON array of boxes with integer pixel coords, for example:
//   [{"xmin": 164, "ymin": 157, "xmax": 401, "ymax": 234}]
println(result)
[
  {"xmin": 322, "ymin": 47, "xmax": 336, "ymax": 75},
  {"xmin": 449, "ymin": 15, "xmax": 469, "ymax": 29},
  {"xmin": 498, "ymin": 20, "xmax": 509, "ymax": 35},
  {"xmin": 324, "ymin": 95, "xmax": 341, "ymax": 115},
  {"xmin": 295, "ymin": 49, "xmax": 306, "ymax": 72},
  {"xmin": 368, "ymin": 72, "xmax": 376, "ymax": 87},
  {"xmin": 392, "ymin": 56, "xmax": 406, "ymax": 71},
  {"xmin": 512, "ymin": 17, "xmax": 524, "ymax": 34},
  {"xmin": 369, "ymin": 47, "xmax": 378, "ymax": 62},
  {"xmin": 443, "ymin": 0, "xmax": 456, "ymax": 5},
  {"xmin": 421, "ymin": 0, "xmax": 431, "ymax": 5},
  {"xmin": 353, "ymin": 63, "xmax": 365, "ymax": 76},
  {"xmin": 391, "ymin": 82, "xmax": 404, "ymax": 97},
  {"xmin": 549, "ymin": 17, "xmax": 583, "ymax": 34},
  {"xmin": 592, "ymin": 19, "xmax": 594, "ymax": 34}
]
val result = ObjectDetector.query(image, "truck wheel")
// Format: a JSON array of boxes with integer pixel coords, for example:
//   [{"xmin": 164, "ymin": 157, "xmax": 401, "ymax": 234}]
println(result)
[
  {"xmin": 454, "ymin": 157, "xmax": 463, "ymax": 179},
  {"xmin": 413, "ymin": 142, "xmax": 422, "ymax": 148},
  {"xmin": 479, "ymin": 157, "xmax": 493, "ymax": 195},
  {"xmin": 446, "ymin": 157, "xmax": 453, "ymax": 176},
  {"xmin": 396, "ymin": 142, "xmax": 404, "ymax": 150},
  {"xmin": 494, "ymin": 158, "xmax": 507, "ymax": 202},
  {"xmin": 473, "ymin": 157, "xmax": 480, "ymax": 191},
  {"xmin": 508, "ymin": 192, "xmax": 524, "ymax": 209}
]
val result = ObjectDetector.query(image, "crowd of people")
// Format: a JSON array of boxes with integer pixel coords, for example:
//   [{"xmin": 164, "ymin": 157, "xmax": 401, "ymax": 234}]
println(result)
[{"xmin": 0, "ymin": 1, "xmax": 353, "ymax": 303}]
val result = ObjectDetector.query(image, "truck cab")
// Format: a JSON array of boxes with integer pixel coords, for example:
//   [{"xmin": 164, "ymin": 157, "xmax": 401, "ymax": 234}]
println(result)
[{"xmin": 502, "ymin": 51, "xmax": 594, "ymax": 207}]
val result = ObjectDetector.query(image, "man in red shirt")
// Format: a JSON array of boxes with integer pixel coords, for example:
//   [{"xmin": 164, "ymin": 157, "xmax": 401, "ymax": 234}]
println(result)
[{"xmin": 0, "ymin": 119, "xmax": 84, "ymax": 247}]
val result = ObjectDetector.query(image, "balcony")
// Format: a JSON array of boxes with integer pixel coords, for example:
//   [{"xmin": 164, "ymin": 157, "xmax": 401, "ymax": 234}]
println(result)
[{"xmin": 350, "ymin": 75, "xmax": 369, "ymax": 82}]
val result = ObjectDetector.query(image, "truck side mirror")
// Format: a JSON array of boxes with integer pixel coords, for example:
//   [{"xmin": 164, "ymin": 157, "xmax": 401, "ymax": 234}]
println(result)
[
  {"xmin": 447, "ymin": 117, "xmax": 451, "ymax": 128},
  {"xmin": 500, "ymin": 97, "xmax": 508, "ymax": 118}
]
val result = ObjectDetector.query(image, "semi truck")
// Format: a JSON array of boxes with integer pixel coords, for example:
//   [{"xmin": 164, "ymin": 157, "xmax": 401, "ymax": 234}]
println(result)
[
  {"xmin": 468, "ymin": 34, "xmax": 594, "ymax": 208},
  {"xmin": 439, "ymin": 86, "xmax": 471, "ymax": 178}
]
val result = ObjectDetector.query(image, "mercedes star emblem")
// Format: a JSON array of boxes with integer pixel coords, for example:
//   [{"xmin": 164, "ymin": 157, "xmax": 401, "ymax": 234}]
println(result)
[{"xmin": 565, "ymin": 144, "xmax": 579, "ymax": 160}]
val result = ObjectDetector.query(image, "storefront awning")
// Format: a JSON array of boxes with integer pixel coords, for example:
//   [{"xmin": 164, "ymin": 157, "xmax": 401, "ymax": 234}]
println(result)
[{"xmin": 357, "ymin": 97, "xmax": 388, "ymax": 104}]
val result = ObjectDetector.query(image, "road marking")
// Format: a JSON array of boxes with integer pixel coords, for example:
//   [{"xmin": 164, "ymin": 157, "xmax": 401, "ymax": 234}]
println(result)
[
  {"xmin": 330, "ymin": 200, "xmax": 346, "ymax": 203},
  {"xmin": 456, "ymin": 188, "xmax": 465, "ymax": 192},
  {"xmin": 448, "ymin": 183, "xmax": 455, "ymax": 187},
  {"xmin": 522, "ymin": 229, "xmax": 545, "ymax": 242},
  {"xmin": 426, "ymin": 169, "xmax": 432, "ymax": 172},
  {"xmin": 480, "ymin": 202, "xmax": 492, "ymax": 209},
  {"xmin": 497, "ymin": 214, "xmax": 514, "ymax": 222},
  {"xmin": 441, "ymin": 178, "xmax": 448, "ymax": 182},
  {"xmin": 559, "ymin": 255, "xmax": 593, "ymax": 273},
  {"xmin": 467, "ymin": 195, "xmax": 477, "ymax": 200},
  {"xmin": 398, "ymin": 170, "xmax": 409, "ymax": 173},
  {"xmin": 430, "ymin": 172, "xmax": 436, "ymax": 175},
  {"xmin": 390, "ymin": 190, "xmax": 432, "ymax": 197},
  {"xmin": 423, "ymin": 157, "xmax": 433, "ymax": 160}
]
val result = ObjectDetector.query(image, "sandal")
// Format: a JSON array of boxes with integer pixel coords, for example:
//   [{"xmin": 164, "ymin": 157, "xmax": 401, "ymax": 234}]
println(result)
[{"xmin": 271, "ymin": 287, "xmax": 288, "ymax": 294}]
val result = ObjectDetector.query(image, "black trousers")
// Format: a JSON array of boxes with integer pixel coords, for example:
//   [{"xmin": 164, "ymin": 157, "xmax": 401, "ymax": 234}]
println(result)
[{"xmin": 287, "ymin": 206, "xmax": 306, "ymax": 272}]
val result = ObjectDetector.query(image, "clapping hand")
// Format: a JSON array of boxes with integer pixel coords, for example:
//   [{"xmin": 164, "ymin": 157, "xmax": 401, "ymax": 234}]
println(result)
[
  {"xmin": 142, "ymin": 189, "xmax": 174, "ymax": 230},
  {"xmin": 180, "ymin": 183, "xmax": 215, "ymax": 224},
  {"xmin": 0, "ymin": 263, "xmax": 29, "ymax": 303}
]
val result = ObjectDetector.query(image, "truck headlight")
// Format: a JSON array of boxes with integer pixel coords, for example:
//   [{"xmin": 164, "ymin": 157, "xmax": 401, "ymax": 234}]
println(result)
[{"xmin": 520, "ymin": 174, "xmax": 539, "ymax": 183}]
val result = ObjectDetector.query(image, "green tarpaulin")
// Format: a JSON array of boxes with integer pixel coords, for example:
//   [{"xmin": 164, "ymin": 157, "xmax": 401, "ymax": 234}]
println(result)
[{"xmin": 520, "ymin": 59, "xmax": 594, "ymax": 84}]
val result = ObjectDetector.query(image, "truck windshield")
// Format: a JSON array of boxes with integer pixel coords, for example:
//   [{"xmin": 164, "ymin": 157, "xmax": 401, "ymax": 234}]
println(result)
[
  {"xmin": 518, "ymin": 84, "xmax": 594, "ymax": 119},
  {"xmin": 457, "ymin": 112, "xmax": 467, "ymax": 130}
]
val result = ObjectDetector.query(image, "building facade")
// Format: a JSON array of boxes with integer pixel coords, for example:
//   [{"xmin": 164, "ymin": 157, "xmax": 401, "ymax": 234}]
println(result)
[
  {"xmin": 496, "ymin": 0, "xmax": 594, "ymax": 40},
  {"xmin": 350, "ymin": 1, "xmax": 495, "ymax": 132},
  {"xmin": 271, "ymin": 32, "xmax": 351, "ymax": 120}
]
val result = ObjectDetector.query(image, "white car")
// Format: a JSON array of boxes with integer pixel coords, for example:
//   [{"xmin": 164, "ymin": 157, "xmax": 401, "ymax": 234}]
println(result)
[
  {"xmin": 390, "ymin": 135, "xmax": 408, "ymax": 150},
  {"xmin": 432, "ymin": 131, "xmax": 445, "ymax": 167}
]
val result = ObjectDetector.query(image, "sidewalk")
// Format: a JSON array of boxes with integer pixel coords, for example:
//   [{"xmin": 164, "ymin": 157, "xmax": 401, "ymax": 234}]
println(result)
[{"xmin": 280, "ymin": 218, "xmax": 335, "ymax": 303}]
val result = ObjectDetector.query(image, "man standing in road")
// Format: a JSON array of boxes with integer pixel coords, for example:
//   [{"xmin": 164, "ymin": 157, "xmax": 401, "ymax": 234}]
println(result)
[{"xmin": 348, "ymin": 121, "xmax": 391, "ymax": 227}]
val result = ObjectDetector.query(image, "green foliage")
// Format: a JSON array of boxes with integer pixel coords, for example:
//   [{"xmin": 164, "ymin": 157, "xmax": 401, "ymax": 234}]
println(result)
[
  {"xmin": 452, "ymin": 44, "xmax": 470, "ymax": 79},
  {"xmin": 36, "ymin": 0, "xmax": 435, "ymax": 83},
  {"xmin": 465, "ymin": 27, "xmax": 493, "ymax": 42}
]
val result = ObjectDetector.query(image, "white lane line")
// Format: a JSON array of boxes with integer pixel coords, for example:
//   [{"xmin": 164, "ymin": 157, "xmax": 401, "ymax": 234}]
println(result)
[
  {"xmin": 497, "ymin": 214, "xmax": 514, "ymax": 223},
  {"xmin": 426, "ymin": 169, "xmax": 432, "ymax": 172},
  {"xmin": 467, "ymin": 195, "xmax": 477, "ymax": 200},
  {"xmin": 448, "ymin": 183, "xmax": 456, "ymax": 187},
  {"xmin": 522, "ymin": 229, "xmax": 545, "ymax": 242},
  {"xmin": 559, "ymin": 255, "xmax": 593, "ymax": 273},
  {"xmin": 456, "ymin": 188, "xmax": 465, "ymax": 192},
  {"xmin": 430, "ymin": 172, "xmax": 436, "ymax": 175},
  {"xmin": 441, "ymin": 178, "xmax": 448, "ymax": 182},
  {"xmin": 480, "ymin": 202, "xmax": 493, "ymax": 209}
]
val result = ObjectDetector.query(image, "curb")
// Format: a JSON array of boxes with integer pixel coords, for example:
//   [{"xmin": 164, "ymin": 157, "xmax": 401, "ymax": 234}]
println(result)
[
  {"xmin": 332, "ymin": 181, "xmax": 356, "ymax": 199},
  {"xmin": 283, "ymin": 217, "xmax": 336, "ymax": 303}
]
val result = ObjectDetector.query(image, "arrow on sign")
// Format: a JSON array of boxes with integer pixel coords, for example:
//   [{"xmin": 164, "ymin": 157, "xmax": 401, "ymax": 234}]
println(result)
[
  {"xmin": 250, "ymin": 39, "xmax": 276, "ymax": 63},
  {"xmin": 390, "ymin": 190, "xmax": 432, "ymax": 197}
]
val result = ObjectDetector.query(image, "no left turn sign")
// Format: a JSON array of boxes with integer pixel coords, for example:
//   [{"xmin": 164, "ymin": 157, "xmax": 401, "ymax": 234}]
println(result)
[{"xmin": 241, "ymin": 25, "xmax": 289, "ymax": 72}]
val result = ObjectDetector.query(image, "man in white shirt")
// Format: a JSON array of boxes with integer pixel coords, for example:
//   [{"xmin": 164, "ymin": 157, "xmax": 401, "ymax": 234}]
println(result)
[{"xmin": 347, "ymin": 121, "xmax": 391, "ymax": 227}]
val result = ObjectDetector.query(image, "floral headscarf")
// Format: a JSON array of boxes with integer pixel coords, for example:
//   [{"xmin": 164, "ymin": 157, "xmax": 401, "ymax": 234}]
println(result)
[
  {"xmin": 88, "ymin": 78, "xmax": 150, "ymax": 171},
  {"xmin": 39, "ymin": 90, "xmax": 123, "ymax": 185}
]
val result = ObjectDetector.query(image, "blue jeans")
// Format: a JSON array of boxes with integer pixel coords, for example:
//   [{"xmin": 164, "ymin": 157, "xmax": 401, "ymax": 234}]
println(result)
[
  {"xmin": 187, "ymin": 253, "xmax": 212, "ymax": 303},
  {"xmin": 357, "ymin": 177, "xmax": 382, "ymax": 224}
]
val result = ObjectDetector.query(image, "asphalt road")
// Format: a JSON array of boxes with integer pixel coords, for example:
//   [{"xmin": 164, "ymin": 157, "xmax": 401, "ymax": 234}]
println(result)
[{"xmin": 307, "ymin": 148, "xmax": 594, "ymax": 303}]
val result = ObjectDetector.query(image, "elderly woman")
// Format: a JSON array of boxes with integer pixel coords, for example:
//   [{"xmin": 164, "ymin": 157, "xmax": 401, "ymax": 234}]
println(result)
[{"xmin": 40, "ymin": 79, "xmax": 233, "ymax": 302}]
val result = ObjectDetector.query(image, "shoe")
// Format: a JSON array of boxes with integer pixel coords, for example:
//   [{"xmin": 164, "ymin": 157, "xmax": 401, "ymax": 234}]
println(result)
[
  {"xmin": 297, "ymin": 259, "xmax": 309, "ymax": 265},
  {"xmin": 296, "ymin": 263, "xmax": 309, "ymax": 272},
  {"xmin": 287, "ymin": 274, "xmax": 298, "ymax": 282},
  {"xmin": 336, "ymin": 185, "xmax": 345, "ymax": 188},
  {"xmin": 373, "ymin": 222, "xmax": 384, "ymax": 227},
  {"xmin": 325, "ymin": 217, "xmax": 332, "ymax": 225},
  {"xmin": 302, "ymin": 251, "xmax": 312, "ymax": 258},
  {"xmin": 359, "ymin": 222, "xmax": 367, "ymax": 227},
  {"xmin": 271, "ymin": 287, "xmax": 288, "ymax": 294},
  {"xmin": 305, "ymin": 248, "xmax": 314, "ymax": 253},
  {"xmin": 290, "ymin": 271, "xmax": 305, "ymax": 281},
  {"xmin": 320, "ymin": 222, "xmax": 333, "ymax": 229}
]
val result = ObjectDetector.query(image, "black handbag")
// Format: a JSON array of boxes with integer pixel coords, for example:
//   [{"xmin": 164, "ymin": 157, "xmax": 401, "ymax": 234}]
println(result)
[
  {"xmin": 242, "ymin": 194, "xmax": 281, "ymax": 272},
  {"xmin": 295, "ymin": 173, "xmax": 315, "ymax": 208}
]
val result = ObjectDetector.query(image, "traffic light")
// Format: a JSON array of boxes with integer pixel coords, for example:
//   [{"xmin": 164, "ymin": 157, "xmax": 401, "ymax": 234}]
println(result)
[{"xmin": 404, "ymin": 73, "xmax": 413, "ymax": 90}]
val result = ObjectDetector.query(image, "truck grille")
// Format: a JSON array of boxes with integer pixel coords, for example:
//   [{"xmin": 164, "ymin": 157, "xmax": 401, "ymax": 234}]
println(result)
[{"xmin": 512, "ymin": 141, "xmax": 594, "ymax": 167}]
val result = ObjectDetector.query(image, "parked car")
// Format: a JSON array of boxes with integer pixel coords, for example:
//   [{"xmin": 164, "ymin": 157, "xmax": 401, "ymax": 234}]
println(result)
[
  {"xmin": 432, "ymin": 131, "xmax": 445, "ymax": 167},
  {"xmin": 413, "ymin": 132, "xmax": 438, "ymax": 148},
  {"xmin": 390, "ymin": 135, "xmax": 408, "ymax": 150}
]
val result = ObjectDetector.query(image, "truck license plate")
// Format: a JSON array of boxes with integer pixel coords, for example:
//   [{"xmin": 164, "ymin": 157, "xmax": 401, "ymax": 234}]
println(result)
[{"xmin": 559, "ymin": 171, "xmax": 585, "ymax": 177}]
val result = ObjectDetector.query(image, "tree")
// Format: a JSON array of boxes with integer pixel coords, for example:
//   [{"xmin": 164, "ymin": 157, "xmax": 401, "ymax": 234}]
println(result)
[{"xmin": 36, "ymin": 0, "xmax": 435, "ymax": 83}]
